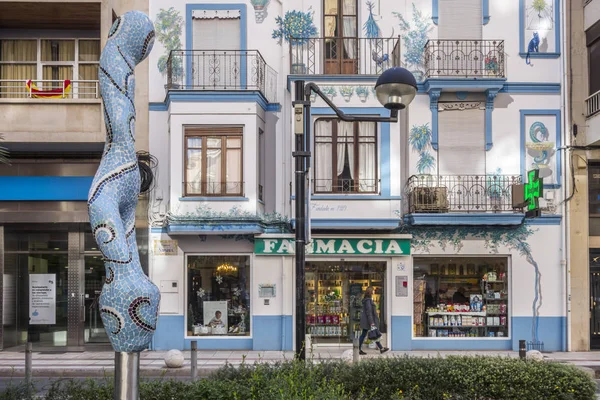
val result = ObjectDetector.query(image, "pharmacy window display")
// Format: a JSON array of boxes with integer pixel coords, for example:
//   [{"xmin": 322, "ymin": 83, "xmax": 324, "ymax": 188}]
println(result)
[
  {"xmin": 187, "ymin": 255, "xmax": 250, "ymax": 336},
  {"xmin": 413, "ymin": 257, "xmax": 509, "ymax": 339},
  {"xmin": 305, "ymin": 261, "xmax": 386, "ymax": 345}
]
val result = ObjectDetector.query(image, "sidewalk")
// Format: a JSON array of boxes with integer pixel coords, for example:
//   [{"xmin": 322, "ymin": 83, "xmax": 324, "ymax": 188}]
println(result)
[{"xmin": 0, "ymin": 348, "xmax": 598, "ymax": 378}]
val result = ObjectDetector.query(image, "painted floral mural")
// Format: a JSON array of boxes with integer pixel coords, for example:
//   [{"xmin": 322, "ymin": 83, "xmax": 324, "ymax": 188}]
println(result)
[
  {"xmin": 155, "ymin": 8, "xmax": 184, "ymax": 82},
  {"xmin": 250, "ymin": 0, "xmax": 271, "ymax": 24},
  {"xmin": 409, "ymin": 123, "xmax": 435, "ymax": 174},
  {"xmin": 272, "ymin": 9, "xmax": 318, "ymax": 45},
  {"xmin": 393, "ymin": 4, "xmax": 432, "ymax": 81}
]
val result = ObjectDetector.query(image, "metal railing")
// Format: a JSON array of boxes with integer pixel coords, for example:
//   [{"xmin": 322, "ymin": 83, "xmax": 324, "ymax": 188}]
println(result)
[
  {"xmin": 586, "ymin": 90, "xmax": 600, "ymax": 118},
  {"xmin": 313, "ymin": 178, "xmax": 378, "ymax": 194},
  {"xmin": 167, "ymin": 50, "xmax": 277, "ymax": 103},
  {"xmin": 289, "ymin": 37, "xmax": 402, "ymax": 75},
  {"xmin": 424, "ymin": 40, "xmax": 506, "ymax": 78},
  {"xmin": 406, "ymin": 174, "xmax": 522, "ymax": 213},
  {"xmin": 183, "ymin": 181, "xmax": 244, "ymax": 197},
  {"xmin": 0, "ymin": 79, "xmax": 99, "ymax": 99}
]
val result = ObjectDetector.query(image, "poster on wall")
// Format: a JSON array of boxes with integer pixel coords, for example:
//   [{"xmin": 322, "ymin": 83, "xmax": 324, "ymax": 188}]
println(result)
[
  {"xmin": 523, "ymin": 113, "xmax": 559, "ymax": 187},
  {"xmin": 203, "ymin": 300, "xmax": 228, "ymax": 333},
  {"xmin": 523, "ymin": 0, "xmax": 556, "ymax": 56},
  {"xmin": 29, "ymin": 274, "xmax": 56, "ymax": 325}
]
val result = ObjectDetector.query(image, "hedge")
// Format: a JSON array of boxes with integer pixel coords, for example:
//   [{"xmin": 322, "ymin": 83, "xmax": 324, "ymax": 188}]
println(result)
[{"xmin": 1, "ymin": 356, "xmax": 596, "ymax": 400}]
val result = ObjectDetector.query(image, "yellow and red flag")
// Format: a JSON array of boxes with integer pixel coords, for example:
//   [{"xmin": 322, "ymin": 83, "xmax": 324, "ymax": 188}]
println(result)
[{"xmin": 25, "ymin": 80, "xmax": 71, "ymax": 98}]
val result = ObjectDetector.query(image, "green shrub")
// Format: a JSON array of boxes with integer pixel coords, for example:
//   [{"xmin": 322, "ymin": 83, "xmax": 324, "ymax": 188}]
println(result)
[{"xmin": 1, "ymin": 356, "xmax": 596, "ymax": 400}]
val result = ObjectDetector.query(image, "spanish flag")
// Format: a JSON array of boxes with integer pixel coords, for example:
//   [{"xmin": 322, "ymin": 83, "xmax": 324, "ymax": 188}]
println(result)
[{"xmin": 25, "ymin": 80, "xmax": 71, "ymax": 98}]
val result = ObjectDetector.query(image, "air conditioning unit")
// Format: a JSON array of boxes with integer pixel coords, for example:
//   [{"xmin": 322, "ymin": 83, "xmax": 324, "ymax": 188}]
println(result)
[{"xmin": 410, "ymin": 187, "xmax": 449, "ymax": 213}]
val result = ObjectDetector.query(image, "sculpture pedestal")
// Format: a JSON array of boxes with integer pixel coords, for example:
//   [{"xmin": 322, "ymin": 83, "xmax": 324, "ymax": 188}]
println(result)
[{"xmin": 114, "ymin": 352, "xmax": 140, "ymax": 400}]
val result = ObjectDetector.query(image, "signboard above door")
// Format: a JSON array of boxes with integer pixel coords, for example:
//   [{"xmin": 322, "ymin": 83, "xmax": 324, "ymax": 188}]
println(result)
[{"xmin": 254, "ymin": 238, "xmax": 411, "ymax": 256}]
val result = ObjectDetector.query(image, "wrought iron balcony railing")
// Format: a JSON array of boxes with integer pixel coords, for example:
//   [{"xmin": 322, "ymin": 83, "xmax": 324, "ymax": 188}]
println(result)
[
  {"xmin": 406, "ymin": 174, "xmax": 521, "ymax": 213},
  {"xmin": 586, "ymin": 89, "xmax": 600, "ymax": 118},
  {"xmin": 313, "ymin": 178, "xmax": 379, "ymax": 194},
  {"xmin": 167, "ymin": 50, "xmax": 277, "ymax": 103},
  {"xmin": 183, "ymin": 181, "xmax": 244, "ymax": 197},
  {"xmin": 0, "ymin": 79, "xmax": 99, "ymax": 99},
  {"xmin": 424, "ymin": 40, "xmax": 506, "ymax": 79},
  {"xmin": 289, "ymin": 37, "xmax": 402, "ymax": 75}
]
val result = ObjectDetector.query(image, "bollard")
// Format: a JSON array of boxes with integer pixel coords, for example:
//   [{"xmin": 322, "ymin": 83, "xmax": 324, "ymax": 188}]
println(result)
[
  {"xmin": 519, "ymin": 340, "xmax": 526, "ymax": 360},
  {"xmin": 353, "ymin": 332, "xmax": 360, "ymax": 363},
  {"xmin": 25, "ymin": 341, "xmax": 32, "ymax": 385},
  {"xmin": 191, "ymin": 340, "xmax": 198, "ymax": 380}
]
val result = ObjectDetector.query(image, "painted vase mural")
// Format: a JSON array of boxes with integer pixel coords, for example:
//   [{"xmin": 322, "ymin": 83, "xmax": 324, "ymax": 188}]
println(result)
[
  {"xmin": 409, "ymin": 123, "xmax": 435, "ymax": 174},
  {"xmin": 155, "ymin": 8, "xmax": 184, "ymax": 84},
  {"xmin": 394, "ymin": 3, "xmax": 433, "ymax": 81},
  {"xmin": 356, "ymin": 86, "xmax": 369, "ymax": 103},
  {"xmin": 321, "ymin": 86, "xmax": 337, "ymax": 101},
  {"xmin": 339, "ymin": 86, "xmax": 354, "ymax": 102},
  {"xmin": 272, "ymin": 9, "xmax": 318, "ymax": 73},
  {"xmin": 250, "ymin": 0, "xmax": 270, "ymax": 24}
]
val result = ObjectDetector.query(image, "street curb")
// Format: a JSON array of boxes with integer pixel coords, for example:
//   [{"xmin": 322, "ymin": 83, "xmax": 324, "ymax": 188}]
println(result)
[{"xmin": 0, "ymin": 367, "xmax": 217, "ymax": 378}]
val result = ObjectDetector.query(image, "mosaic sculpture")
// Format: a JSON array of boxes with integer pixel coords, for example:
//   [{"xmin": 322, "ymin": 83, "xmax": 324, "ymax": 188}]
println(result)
[{"xmin": 88, "ymin": 11, "xmax": 160, "ymax": 353}]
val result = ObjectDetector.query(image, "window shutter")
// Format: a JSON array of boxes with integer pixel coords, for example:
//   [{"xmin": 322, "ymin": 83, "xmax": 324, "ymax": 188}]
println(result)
[
  {"xmin": 438, "ymin": 0, "xmax": 482, "ymax": 40},
  {"xmin": 438, "ymin": 108, "xmax": 485, "ymax": 175},
  {"xmin": 192, "ymin": 18, "xmax": 240, "ymax": 50}
]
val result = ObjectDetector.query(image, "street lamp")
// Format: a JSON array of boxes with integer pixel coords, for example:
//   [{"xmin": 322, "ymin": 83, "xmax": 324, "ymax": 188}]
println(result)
[{"xmin": 292, "ymin": 67, "xmax": 418, "ymax": 360}]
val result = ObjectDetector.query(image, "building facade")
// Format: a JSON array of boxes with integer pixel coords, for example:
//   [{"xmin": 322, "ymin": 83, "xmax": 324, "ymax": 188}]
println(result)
[
  {"xmin": 0, "ymin": 0, "xmax": 150, "ymax": 351},
  {"xmin": 146, "ymin": 0, "xmax": 569, "ymax": 353}
]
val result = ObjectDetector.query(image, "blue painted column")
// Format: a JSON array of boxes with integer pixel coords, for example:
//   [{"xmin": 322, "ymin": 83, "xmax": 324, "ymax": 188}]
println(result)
[
  {"xmin": 429, "ymin": 89, "xmax": 441, "ymax": 150},
  {"xmin": 485, "ymin": 89, "xmax": 499, "ymax": 151}
]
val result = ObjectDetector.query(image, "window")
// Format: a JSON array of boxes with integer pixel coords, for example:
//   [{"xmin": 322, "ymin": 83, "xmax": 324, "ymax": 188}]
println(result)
[
  {"xmin": 0, "ymin": 38, "xmax": 100, "ymax": 98},
  {"xmin": 314, "ymin": 119, "xmax": 377, "ymax": 193},
  {"xmin": 589, "ymin": 163, "xmax": 600, "ymax": 235},
  {"xmin": 184, "ymin": 126, "xmax": 243, "ymax": 196},
  {"xmin": 187, "ymin": 255, "xmax": 250, "ymax": 337},
  {"xmin": 438, "ymin": 107, "xmax": 485, "ymax": 175},
  {"xmin": 258, "ymin": 128, "xmax": 265, "ymax": 202},
  {"xmin": 438, "ymin": 0, "xmax": 482, "ymax": 40},
  {"xmin": 323, "ymin": 0, "xmax": 358, "ymax": 74},
  {"xmin": 587, "ymin": 19, "xmax": 600, "ymax": 95},
  {"xmin": 413, "ymin": 257, "xmax": 509, "ymax": 338}
]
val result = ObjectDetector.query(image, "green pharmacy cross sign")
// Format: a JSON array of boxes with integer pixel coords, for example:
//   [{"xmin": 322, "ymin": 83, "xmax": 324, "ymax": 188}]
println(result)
[{"xmin": 524, "ymin": 169, "xmax": 543, "ymax": 218}]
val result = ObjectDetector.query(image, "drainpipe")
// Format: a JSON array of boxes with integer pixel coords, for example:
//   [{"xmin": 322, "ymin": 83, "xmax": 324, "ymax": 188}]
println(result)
[
  {"xmin": 281, "ymin": 255, "xmax": 286, "ymax": 351},
  {"xmin": 560, "ymin": 0, "xmax": 571, "ymax": 352}
]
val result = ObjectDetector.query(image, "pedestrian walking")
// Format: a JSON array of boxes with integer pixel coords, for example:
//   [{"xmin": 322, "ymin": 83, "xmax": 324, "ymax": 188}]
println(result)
[{"xmin": 359, "ymin": 286, "xmax": 389, "ymax": 355}]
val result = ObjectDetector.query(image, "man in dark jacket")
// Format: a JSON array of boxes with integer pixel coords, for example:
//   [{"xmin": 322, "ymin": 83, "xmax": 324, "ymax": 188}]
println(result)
[{"xmin": 358, "ymin": 287, "xmax": 389, "ymax": 355}]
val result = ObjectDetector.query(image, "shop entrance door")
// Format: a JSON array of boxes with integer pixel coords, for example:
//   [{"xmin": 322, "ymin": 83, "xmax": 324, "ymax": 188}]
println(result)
[
  {"xmin": 305, "ymin": 261, "xmax": 386, "ymax": 347},
  {"xmin": 590, "ymin": 250, "xmax": 600, "ymax": 349},
  {"xmin": 83, "ymin": 256, "xmax": 109, "ymax": 344}
]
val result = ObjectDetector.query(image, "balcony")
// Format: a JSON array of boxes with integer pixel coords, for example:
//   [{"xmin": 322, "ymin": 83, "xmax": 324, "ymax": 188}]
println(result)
[
  {"xmin": 183, "ymin": 181, "xmax": 244, "ymax": 198},
  {"xmin": 586, "ymin": 90, "xmax": 600, "ymax": 118},
  {"xmin": 313, "ymin": 178, "xmax": 378, "ymax": 194},
  {"xmin": 406, "ymin": 174, "xmax": 521, "ymax": 214},
  {"xmin": 0, "ymin": 79, "xmax": 99, "ymax": 99},
  {"xmin": 166, "ymin": 50, "xmax": 277, "ymax": 103},
  {"xmin": 424, "ymin": 40, "xmax": 505, "ymax": 79},
  {"xmin": 289, "ymin": 37, "xmax": 401, "ymax": 75}
]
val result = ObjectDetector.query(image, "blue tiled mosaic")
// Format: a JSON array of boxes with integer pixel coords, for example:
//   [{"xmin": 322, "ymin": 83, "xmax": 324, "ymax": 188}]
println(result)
[{"xmin": 88, "ymin": 10, "xmax": 160, "ymax": 353}]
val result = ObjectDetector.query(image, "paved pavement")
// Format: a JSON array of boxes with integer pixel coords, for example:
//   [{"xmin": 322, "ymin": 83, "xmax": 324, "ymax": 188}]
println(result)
[{"xmin": 0, "ymin": 348, "xmax": 599, "ymax": 378}]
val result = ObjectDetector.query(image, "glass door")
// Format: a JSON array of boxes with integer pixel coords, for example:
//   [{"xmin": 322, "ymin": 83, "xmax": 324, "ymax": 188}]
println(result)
[
  {"xmin": 83, "ymin": 256, "xmax": 109, "ymax": 344},
  {"xmin": 323, "ymin": 0, "xmax": 358, "ymax": 74}
]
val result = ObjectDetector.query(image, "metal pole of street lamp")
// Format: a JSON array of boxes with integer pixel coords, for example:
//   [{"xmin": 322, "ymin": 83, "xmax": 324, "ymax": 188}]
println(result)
[{"xmin": 292, "ymin": 68, "xmax": 417, "ymax": 360}]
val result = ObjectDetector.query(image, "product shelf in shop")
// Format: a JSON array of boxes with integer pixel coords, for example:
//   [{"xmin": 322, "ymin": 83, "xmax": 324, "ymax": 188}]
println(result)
[{"xmin": 426, "ymin": 311, "xmax": 487, "ymax": 316}]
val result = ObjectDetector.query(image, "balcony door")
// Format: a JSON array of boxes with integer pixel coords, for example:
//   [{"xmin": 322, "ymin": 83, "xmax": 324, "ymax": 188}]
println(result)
[
  {"xmin": 192, "ymin": 10, "xmax": 241, "ymax": 89},
  {"xmin": 323, "ymin": 0, "xmax": 358, "ymax": 74}
]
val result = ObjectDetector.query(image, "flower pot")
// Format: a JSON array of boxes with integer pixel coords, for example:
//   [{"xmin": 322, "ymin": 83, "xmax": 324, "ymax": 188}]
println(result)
[
  {"xmin": 342, "ymin": 94, "xmax": 352, "ymax": 102},
  {"xmin": 357, "ymin": 93, "xmax": 368, "ymax": 103},
  {"xmin": 291, "ymin": 63, "xmax": 306, "ymax": 74}
]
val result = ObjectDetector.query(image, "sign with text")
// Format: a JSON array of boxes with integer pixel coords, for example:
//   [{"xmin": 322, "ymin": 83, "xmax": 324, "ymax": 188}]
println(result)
[
  {"xmin": 153, "ymin": 240, "xmax": 178, "ymax": 256},
  {"xmin": 255, "ymin": 238, "xmax": 411, "ymax": 255},
  {"xmin": 29, "ymin": 274, "xmax": 56, "ymax": 325}
]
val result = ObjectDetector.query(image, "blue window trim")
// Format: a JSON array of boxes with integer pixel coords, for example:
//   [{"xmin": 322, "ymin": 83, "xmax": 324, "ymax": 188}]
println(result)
[
  {"xmin": 519, "ymin": 109, "xmax": 562, "ymax": 189},
  {"xmin": 310, "ymin": 107, "xmax": 391, "ymax": 198},
  {"xmin": 518, "ymin": 0, "xmax": 560, "ymax": 59},
  {"xmin": 149, "ymin": 91, "xmax": 280, "ymax": 113},
  {"xmin": 432, "ymin": 0, "xmax": 490, "ymax": 25},
  {"xmin": 185, "ymin": 4, "xmax": 248, "ymax": 88}
]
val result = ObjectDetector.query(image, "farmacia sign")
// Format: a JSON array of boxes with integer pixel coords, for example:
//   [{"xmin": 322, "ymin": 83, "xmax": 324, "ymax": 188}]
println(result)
[{"xmin": 254, "ymin": 238, "xmax": 411, "ymax": 255}]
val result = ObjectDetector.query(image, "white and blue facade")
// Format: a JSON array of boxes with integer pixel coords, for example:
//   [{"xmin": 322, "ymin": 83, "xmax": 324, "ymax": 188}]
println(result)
[{"xmin": 147, "ymin": 0, "xmax": 569, "ymax": 352}]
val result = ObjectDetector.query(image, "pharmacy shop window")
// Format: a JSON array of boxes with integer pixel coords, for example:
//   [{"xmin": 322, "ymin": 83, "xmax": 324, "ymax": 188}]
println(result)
[
  {"xmin": 413, "ymin": 257, "xmax": 509, "ymax": 339},
  {"xmin": 187, "ymin": 255, "xmax": 250, "ymax": 337}
]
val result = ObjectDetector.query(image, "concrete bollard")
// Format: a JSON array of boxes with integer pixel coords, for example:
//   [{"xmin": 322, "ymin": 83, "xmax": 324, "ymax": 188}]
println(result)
[
  {"xmin": 191, "ymin": 340, "xmax": 198, "ymax": 380},
  {"xmin": 353, "ymin": 332, "xmax": 360, "ymax": 363},
  {"xmin": 25, "ymin": 341, "xmax": 32, "ymax": 395}
]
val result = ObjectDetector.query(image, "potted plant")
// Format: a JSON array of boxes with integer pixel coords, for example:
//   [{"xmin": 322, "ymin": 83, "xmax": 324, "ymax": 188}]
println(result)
[
  {"xmin": 356, "ymin": 86, "xmax": 369, "ymax": 102},
  {"xmin": 394, "ymin": 4, "xmax": 433, "ymax": 81},
  {"xmin": 321, "ymin": 86, "xmax": 337, "ymax": 101},
  {"xmin": 339, "ymin": 86, "xmax": 354, "ymax": 102},
  {"xmin": 155, "ymin": 8, "xmax": 184, "ymax": 88},
  {"xmin": 272, "ymin": 9, "xmax": 318, "ymax": 74},
  {"xmin": 250, "ymin": 0, "xmax": 270, "ymax": 24},
  {"xmin": 485, "ymin": 55, "xmax": 498, "ymax": 77}
]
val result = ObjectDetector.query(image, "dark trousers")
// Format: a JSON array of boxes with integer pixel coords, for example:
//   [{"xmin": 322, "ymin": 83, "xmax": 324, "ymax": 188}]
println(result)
[{"xmin": 359, "ymin": 328, "xmax": 382, "ymax": 350}]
